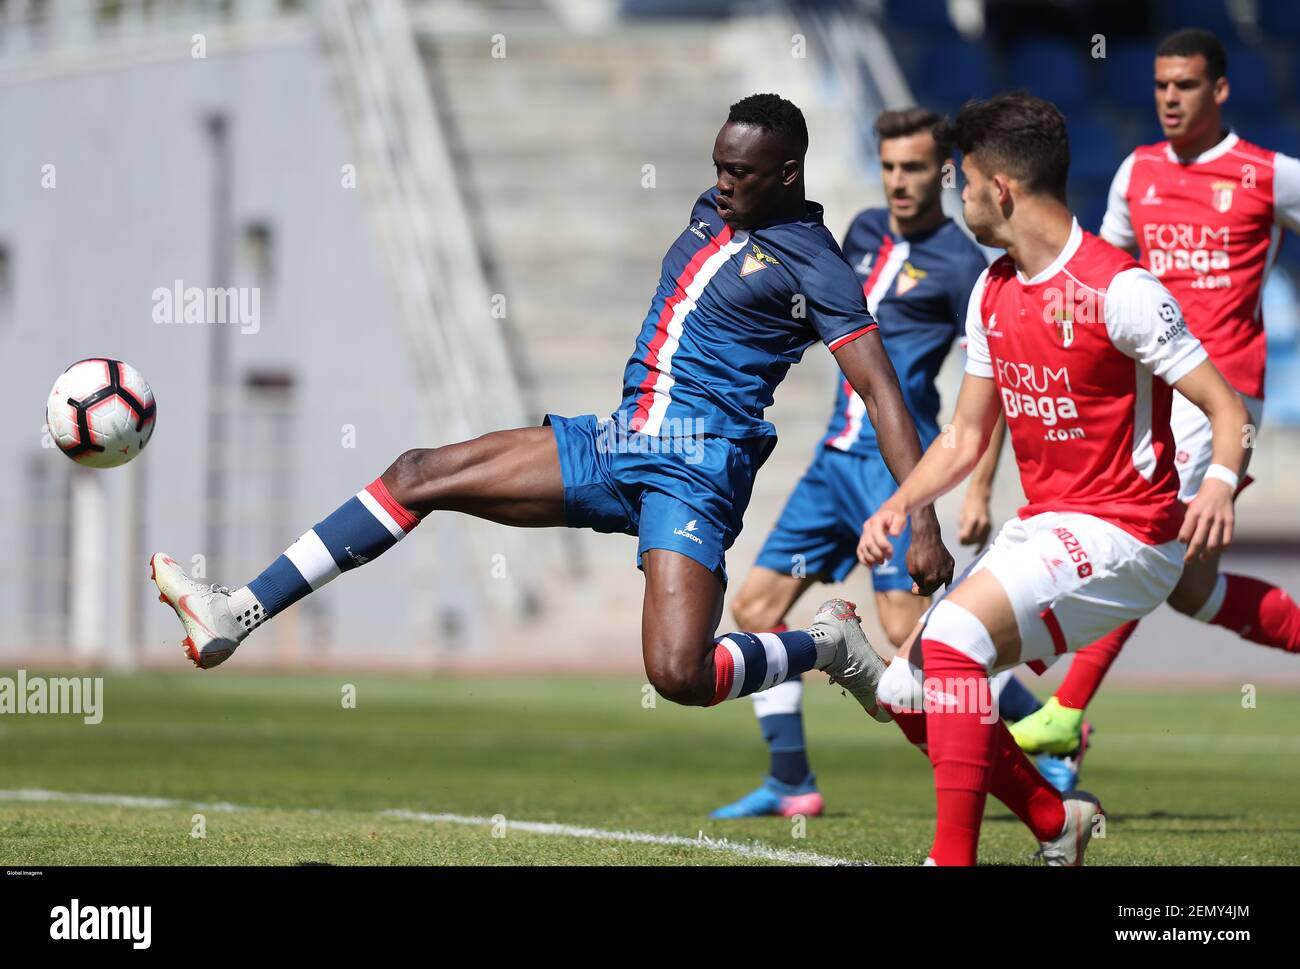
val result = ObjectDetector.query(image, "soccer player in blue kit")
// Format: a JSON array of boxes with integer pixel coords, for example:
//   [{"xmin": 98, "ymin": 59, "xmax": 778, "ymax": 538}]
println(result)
[
  {"xmin": 150, "ymin": 95, "xmax": 955, "ymax": 722},
  {"xmin": 712, "ymin": 109, "xmax": 1059, "ymax": 818}
]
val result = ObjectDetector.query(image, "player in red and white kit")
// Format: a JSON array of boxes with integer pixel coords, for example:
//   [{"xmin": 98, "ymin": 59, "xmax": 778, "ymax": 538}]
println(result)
[
  {"xmin": 1012, "ymin": 28, "xmax": 1300, "ymax": 757},
  {"xmin": 859, "ymin": 93, "xmax": 1249, "ymax": 865}
]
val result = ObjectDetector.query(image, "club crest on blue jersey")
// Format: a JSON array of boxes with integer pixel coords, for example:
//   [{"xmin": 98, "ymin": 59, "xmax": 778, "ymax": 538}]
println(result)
[
  {"xmin": 823, "ymin": 207, "xmax": 990, "ymax": 456},
  {"xmin": 895, "ymin": 261, "xmax": 927, "ymax": 297},
  {"xmin": 740, "ymin": 242, "xmax": 781, "ymax": 277}
]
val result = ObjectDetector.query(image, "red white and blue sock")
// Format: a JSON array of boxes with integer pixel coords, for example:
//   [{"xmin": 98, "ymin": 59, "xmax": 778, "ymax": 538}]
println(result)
[
  {"xmin": 231, "ymin": 477, "xmax": 421, "ymax": 631},
  {"xmin": 748, "ymin": 627, "xmax": 812, "ymax": 784},
  {"xmin": 709, "ymin": 629, "xmax": 816, "ymax": 706}
]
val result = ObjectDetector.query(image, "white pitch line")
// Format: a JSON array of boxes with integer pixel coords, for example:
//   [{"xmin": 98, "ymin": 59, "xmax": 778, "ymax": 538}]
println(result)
[
  {"xmin": 0, "ymin": 789, "xmax": 862, "ymax": 867},
  {"xmin": 0, "ymin": 788, "xmax": 245, "ymax": 813},
  {"xmin": 381, "ymin": 809, "xmax": 861, "ymax": 866}
]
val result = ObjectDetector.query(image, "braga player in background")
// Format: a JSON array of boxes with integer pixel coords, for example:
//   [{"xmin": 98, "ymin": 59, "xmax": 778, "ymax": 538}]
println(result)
[{"xmin": 1011, "ymin": 27, "xmax": 1300, "ymax": 761}]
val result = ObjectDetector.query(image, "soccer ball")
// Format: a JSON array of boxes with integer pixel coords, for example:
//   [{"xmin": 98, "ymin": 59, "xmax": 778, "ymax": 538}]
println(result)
[{"xmin": 46, "ymin": 358, "xmax": 157, "ymax": 468}]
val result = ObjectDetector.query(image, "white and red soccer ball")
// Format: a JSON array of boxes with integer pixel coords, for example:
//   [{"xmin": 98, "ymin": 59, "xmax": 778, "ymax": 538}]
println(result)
[{"xmin": 46, "ymin": 358, "xmax": 156, "ymax": 468}]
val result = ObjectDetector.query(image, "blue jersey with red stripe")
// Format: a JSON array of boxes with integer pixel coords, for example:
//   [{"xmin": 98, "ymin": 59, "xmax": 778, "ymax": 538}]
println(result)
[
  {"xmin": 617, "ymin": 187, "xmax": 878, "ymax": 440},
  {"xmin": 823, "ymin": 208, "xmax": 989, "ymax": 456}
]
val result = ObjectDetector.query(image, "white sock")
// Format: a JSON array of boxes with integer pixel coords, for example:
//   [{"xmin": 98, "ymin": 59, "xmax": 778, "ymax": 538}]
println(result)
[
  {"xmin": 228, "ymin": 586, "xmax": 269, "ymax": 634},
  {"xmin": 752, "ymin": 677, "xmax": 803, "ymax": 718},
  {"xmin": 808, "ymin": 625, "xmax": 839, "ymax": 669}
]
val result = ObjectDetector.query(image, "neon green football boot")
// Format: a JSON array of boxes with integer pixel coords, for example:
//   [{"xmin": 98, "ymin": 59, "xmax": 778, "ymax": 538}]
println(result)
[{"xmin": 1009, "ymin": 697, "xmax": 1084, "ymax": 755}]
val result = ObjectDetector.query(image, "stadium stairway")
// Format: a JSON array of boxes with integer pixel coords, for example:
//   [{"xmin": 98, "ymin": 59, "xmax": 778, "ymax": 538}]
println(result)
[{"xmin": 415, "ymin": 10, "xmax": 881, "ymax": 667}]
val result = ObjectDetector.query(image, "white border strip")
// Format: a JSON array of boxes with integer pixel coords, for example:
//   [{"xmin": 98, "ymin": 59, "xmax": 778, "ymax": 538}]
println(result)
[{"xmin": 0, "ymin": 789, "xmax": 862, "ymax": 867}]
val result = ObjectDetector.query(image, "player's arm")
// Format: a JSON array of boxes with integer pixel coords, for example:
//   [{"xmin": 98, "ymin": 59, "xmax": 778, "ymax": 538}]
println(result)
[
  {"xmin": 1274, "ymin": 152, "xmax": 1300, "ymax": 235},
  {"xmin": 949, "ymin": 249, "xmax": 1005, "ymax": 550},
  {"xmin": 857, "ymin": 373, "xmax": 1001, "ymax": 567},
  {"xmin": 1106, "ymin": 267, "xmax": 1248, "ymax": 560},
  {"xmin": 1099, "ymin": 152, "xmax": 1139, "ymax": 254},
  {"xmin": 1170, "ymin": 360, "xmax": 1250, "ymax": 560},
  {"xmin": 957, "ymin": 413, "xmax": 1005, "ymax": 550},
  {"xmin": 833, "ymin": 332, "xmax": 954, "ymax": 594}
]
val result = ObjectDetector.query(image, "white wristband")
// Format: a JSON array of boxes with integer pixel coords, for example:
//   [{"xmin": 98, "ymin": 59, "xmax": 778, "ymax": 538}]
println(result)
[{"xmin": 1203, "ymin": 464, "xmax": 1239, "ymax": 491}]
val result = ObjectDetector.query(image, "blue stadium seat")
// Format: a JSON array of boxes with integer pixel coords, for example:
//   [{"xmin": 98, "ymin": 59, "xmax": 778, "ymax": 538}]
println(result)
[
  {"xmin": 1223, "ymin": 47, "xmax": 1278, "ymax": 106},
  {"xmin": 1071, "ymin": 181, "xmax": 1113, "ymax": 237},
  {"xmin": 883, "ymin": 0, "xmax": 961, "ymax": 39},
  {"xmin": 1136, "ymin": 118, "xmax": 1169, "ymax": 147},
  {"xmin": 1158, "ymin": 0, "xmax": 1243, "ymax": 45},
  {"xmin": 1067, "ymin": 116, "xmax": 1127, "ymax": 184},
  {"xmin": 621, "ymin": 0, "xmax": 738, "ymax": 16},
  {"xmin": 1100, "ymin": 42, "xmax": 1157, "ymax": 113},
  {"xmin": 1009, "ymin": 39, "xmax": 1091, "ymax": 113},
  {"xmin": 1259, "ymin": 0, "xmax": 1300, "ymax": 42},
  {"xmin": 914, "ymin": 41, "xmax": 997, "ymax": 111},
  {"xmin": 1237, "ymin": 121, "xmax": 1300, "ymax": 159}
]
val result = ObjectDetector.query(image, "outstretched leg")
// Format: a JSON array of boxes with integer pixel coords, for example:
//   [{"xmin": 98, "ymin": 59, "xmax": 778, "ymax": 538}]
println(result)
[
  {"xmin": 639, "ymin": 550, "xmax": 887, "ymax": 717},
  {"xmin": 153, "ymin": 427, "xmax": 566, "ymax": 668},
  {"xmin": 1170, "ymin": 554, "xmax": 1300, "ymax": 653},
  {"xmin": 380, "ymin": 427, "xmax": 566, "ymax": 524}
]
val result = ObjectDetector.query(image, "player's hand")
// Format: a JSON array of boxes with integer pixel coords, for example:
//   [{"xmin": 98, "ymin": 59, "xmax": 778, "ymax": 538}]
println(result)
[
  {"xmin": 905, "ymin": 511, "xmax": 955, "ymax": 596},
  {"xmin": 1180, "ymin": 478, "xmax": 1235, "ymax": 561},
  {"xmin": 957, "ymin": 491, "xmax": 994, "ymax": 551},
  {"xmin": 859, "ymin": 505, "xmax": 907, "ymax": 569}
]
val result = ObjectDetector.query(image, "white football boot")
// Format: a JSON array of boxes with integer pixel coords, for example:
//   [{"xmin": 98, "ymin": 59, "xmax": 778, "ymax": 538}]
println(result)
[
  {"xmin": 150, "ymin": 552, "xmax": 248, "ymax": 669},
  {"xmin": 1037, "ymin": 791, "xmax": 1104, "ymax": 866},
  {"xmin": 809, "ymin": 598, "xmax": 891, "ymax": 723}
]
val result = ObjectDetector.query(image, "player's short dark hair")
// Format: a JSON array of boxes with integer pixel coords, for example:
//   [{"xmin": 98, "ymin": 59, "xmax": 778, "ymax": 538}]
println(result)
[
  {"xmin": 1157, "ymin": 27, "xmax": 1227, "ymax": 81},
  {"xmin": 727, "ymin": 93, "xmax": 809, "ymax": 158},
  {"xmin": 953, "ymin": 92, "xmax": 1069, "ymax": 201},
  {"xmin": 874, "ymin": 107, "xmax": 953, "ymax": 163}
]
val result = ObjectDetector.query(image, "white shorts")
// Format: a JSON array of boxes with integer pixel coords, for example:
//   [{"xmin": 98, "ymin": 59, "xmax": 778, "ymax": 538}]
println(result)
[
  {"xmin": 1171, "ymin": 391, "xmax": 1263, "ymax": 502},
  {"xmin": 969, "ymin": 511, "xmax": 1184, "ymax": 673}
]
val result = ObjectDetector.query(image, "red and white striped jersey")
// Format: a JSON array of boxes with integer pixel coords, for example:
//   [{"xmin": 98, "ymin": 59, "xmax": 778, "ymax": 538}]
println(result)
[
  {"xmin": 966, "ymin": 220, "xmax": 1208, "ymax": 545},
  {"xmin": 1101, "ymin": 132, "xmax": 1300, "ymax": 398}
]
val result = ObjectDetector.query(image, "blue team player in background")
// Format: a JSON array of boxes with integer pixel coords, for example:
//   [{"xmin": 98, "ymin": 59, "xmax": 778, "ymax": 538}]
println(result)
[{"xmin": 713, "ymin": 108, "xmax": 1070, "ymax": 819}]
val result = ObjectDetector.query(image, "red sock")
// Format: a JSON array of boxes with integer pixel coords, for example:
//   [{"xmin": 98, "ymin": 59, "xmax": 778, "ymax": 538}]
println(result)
[
  {"xmin": 892, "ymin": 708, "xmax": 928, "ymax": 750},
  {"xmin": 990, "ymin": 719, "xmax": 1066, "ymax": 840},
  {"xmin": 1054, "ymin": 620, "xmax": 1139, "ymax": 710},
  {"xmin": 1212, "ymin": 575, "xmax": 1300, "ymax": 652},
  {"xmin": 923, "ymin": 641, "xmax": 996, "ymax": 866},
  {"xmin": 895, "ymin": 703, "xmax": 1063, "ymax": 841}
]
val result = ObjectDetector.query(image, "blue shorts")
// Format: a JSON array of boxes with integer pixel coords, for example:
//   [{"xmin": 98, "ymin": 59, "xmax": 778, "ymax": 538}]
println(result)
[
  {"xmin": 546, "ymin": 414, "xmax": 776, "ymax": 583},
  {"xmin": 755, "ymin": 445, "xmax": 913, "ymax": 592}
]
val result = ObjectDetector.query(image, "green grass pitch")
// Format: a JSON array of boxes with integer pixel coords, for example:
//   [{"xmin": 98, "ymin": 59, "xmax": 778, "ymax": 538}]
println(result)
[{"xmin": 1, "ymin": 671, "xmax": 1296, "ymax": 865}]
